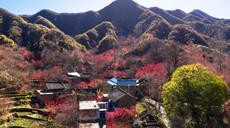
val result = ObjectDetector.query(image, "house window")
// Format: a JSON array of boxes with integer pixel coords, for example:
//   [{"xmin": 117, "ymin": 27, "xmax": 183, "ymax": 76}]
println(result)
[{"xmin": 100, "ymin": 104, "xmax": 105, "ymax": 109}]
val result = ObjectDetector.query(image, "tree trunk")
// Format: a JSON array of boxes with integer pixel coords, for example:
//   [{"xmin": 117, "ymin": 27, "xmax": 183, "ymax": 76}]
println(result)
[
  {"xmin": 217, "ymin": 113, "xmax": 224, "ymax": 128},
  {"xmin": 206, "ymin": 115, "xmax": 212, "ymax": 128},
  {"xmin": 191, "ymin": 109, "xmax": 201, "ymax": 128}
]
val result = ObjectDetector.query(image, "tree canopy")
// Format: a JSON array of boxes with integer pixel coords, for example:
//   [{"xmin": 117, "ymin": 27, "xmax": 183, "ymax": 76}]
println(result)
[{"xmin": 162, "ymin": 64, "xmax": 229, "ymax": 127}]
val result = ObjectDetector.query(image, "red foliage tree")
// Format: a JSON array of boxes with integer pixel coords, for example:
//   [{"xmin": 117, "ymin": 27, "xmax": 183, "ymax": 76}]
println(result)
[
  {"xmin": 135, "ymin": 63, "xmax": 165, "ymax": 78},
  {"xmin": 106, "ymin": 106, "xmax": 136, "ymax": 128},
  {"xmin": 45, "ymin": 97, "xmax": 80, "ymax": 127}
]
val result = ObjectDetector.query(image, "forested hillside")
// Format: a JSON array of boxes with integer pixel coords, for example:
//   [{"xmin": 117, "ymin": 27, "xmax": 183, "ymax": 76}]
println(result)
[{"xmin": 0, "ymin": 0, "xmax": 230, "ymax": 127}]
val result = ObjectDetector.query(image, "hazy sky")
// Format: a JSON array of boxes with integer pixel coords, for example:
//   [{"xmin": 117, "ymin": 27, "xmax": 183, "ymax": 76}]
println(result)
[{"xmin": 0, "ymin": 0, "xmax": 229, "ymax": 19}]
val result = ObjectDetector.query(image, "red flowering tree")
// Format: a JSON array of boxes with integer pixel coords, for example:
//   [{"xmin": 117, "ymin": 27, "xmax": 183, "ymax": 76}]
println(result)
[
  {"xmin": 0, "ymin": 46, "xmax": 33, "ymax": 92},
  {"xmin": 135, "ymin": 63, "xmax": 166, "ymax": 100},
  {"xmin": 106, "ymin": 106, "xmax": 136, "ymax": 128},
  {"xmin": 135, "ymin": 63, "xmax": 164, "ymax": 78},
  {"xmin": 45, "ymin": 96, "xmax": 80, "ymax": 127}
]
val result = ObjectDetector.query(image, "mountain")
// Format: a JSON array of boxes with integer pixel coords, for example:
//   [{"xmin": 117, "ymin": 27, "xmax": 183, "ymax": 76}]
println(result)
[
  {"xmin": 75, "ymin": 21, "xmax": 119, "ymax": 53},
  {"xmin": 98, "ymin": 0, "xmax": 152, "ymax": 35},
  {"xmin": 167, "ymin": 9, "xmax": 187, "ymax": 19},
  {"xmin": 25, "ymin": 0, "xmax": 163, "ymax": 36},
  {"xmin": 155, "ymin": 8, "xmax": 230, "ymax": 40},
  {"xmin": 189, "ymin": 9, "xmax": 220, "ymax": 22},
  {"xmin": 149, "ymin": 7, "xmax": 185, "ymax": 25},
  {"xmin": 0, "ymin": 8, "xmax": 84, "ymax": 52},
  {"xmin": 23, "ymin": 9, "xmax": 103, "ymax": 36},
  {"xmin": 1, "ymin": 0, "xmax": 230, "ymax": 54}
]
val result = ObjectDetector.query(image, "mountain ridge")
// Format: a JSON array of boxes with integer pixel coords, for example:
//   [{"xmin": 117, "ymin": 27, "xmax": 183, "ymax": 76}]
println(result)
[{"xmin": 1, "ymin": 0, "xmax": 230, "ymax": 53}]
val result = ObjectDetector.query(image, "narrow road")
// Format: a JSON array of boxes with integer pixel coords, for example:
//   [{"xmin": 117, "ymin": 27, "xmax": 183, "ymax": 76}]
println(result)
[{"xmin": 144, "ymin": 98, "xmax": 171, "ymax": 128}]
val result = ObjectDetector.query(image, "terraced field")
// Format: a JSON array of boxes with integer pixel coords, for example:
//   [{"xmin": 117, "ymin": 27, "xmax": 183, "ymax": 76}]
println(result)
[{"xmin": 0, "ymin": 93, "xmax": 56, "ymax": 128}]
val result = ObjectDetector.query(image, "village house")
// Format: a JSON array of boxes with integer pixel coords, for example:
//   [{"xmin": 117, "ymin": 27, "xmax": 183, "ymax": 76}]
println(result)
[
  {"xmin": 35, "ymin": 82, "xmax": 72, "ymax": 104},
  {"xmin": 79, "ymin": 100, "xmax": 100, "ymax": 121},
  {"xmin": 76, "ymin": 87, "xmax": 97, "ymax": 100},
  {"xmin": 106, "ymin": 78, "xmax": 137, "ymax": 96},
  {"xmin": 108, "ymin": 87, "xmax": 136, "ymax": 109},
  {"xmin": 79, "ymin": 100, "xmax": 108, "ymax": 121},
  {"xmin": 67, "ymin": 71, "xmax": 94, "ymax": 82}
]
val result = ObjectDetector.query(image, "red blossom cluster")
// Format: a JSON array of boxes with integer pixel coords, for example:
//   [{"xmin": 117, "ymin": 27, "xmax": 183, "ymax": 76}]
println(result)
[
  {"xmin": 86, "ymin": 49, "xmax": 116, "ymax": 66},
  {"xmin": 106, "ymin": 106, "xmax": 136, "ymax": 128},
  {"xmin": 45, "ymin": 96, "xmax": 80, "ymax": 127},
  {"xmin": 45, "ymin": 97, "xmax": 72, "ymax": 117},
  {"xmin": 31, "ymin": 66, "xmax": 66, "ymax": 82},
  {"xmin": 135, "ymin": 63, "xmax": 165, "ymax": 78},
  {"xmin": 109, "ymin": 59, "xmax": 126, "ymax": 69}
]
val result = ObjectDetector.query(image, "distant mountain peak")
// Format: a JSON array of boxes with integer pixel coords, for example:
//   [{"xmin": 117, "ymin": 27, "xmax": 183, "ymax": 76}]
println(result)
[
  {"xmin": 189, "ymin": 9, "xmax": 220, "ymax": 21},
  {"xmin": 35, "ymin": 9, "xmax": 58, "ymax": 16},
  {"xmin": 150, "ymin": 7, "xmax": 185, "ymax": 25},
  {"xmin": 167, "ymin": 9, "xmax": 187, "ymax": 19},
  {"xmin": 98, "ymin": 0, "xmax": 146, "ymax": 35}
]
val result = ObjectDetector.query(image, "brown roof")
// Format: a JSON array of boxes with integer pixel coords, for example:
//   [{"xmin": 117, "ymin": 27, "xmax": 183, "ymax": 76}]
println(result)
[
  {"xmin": 108, "ymin": 87, "xmax": 135, "ymax": 102},
  {"xmin": 45, "ymin": 82, "xmax": 70, "ymax": 90}
]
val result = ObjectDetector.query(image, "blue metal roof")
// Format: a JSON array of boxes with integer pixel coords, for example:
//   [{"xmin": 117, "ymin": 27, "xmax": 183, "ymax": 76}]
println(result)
[
  {"xmin": 117, "ymin": 80, "xmax": 136, "ymax": 86},
  {"xmin": 107, "ymin": 78, "xmax": 117, "ymax": 85},
  {"xmin": 107, "ymin": 78, "xmax": 136, "ymax": 86}
]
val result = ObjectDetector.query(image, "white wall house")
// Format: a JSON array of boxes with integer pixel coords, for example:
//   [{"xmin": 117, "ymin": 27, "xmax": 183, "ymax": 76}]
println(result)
[{"xmin": 79, "ymin": 100, "xmax": 100, "ymax": 120}]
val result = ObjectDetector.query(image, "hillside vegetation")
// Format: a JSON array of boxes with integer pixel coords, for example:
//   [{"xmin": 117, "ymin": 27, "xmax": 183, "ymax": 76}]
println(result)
[{"xmin": 0, "ymin": 0, "xmax": 230, "ymax": 127}]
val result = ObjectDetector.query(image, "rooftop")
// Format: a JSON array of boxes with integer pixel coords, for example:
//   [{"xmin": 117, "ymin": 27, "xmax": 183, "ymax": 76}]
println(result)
[
  {"xmin": 117, "ymin": 80, "xmax": 136, "ymax": 86},
  {"xmin": 107, "ymin": 78, "xmax": 117, "ymax": 85},
  {"xmin": 46, "ymin": 82, "xmax": 70, "ymax": 90},
  {"xmin": 36, "ymin": 90, "xmax": 59, "ymax": 95},
  {"xmin": 80, "ymin": 73, "xmax": 91, "ymax": 78},
  {"xmin": 79, "ymin": 100, "xmax": 99, "ymax": 110},
  {"xmin": 77, "ymin": 88, "xmax": 97, "ymax": 95},
  {"xmin": 108, "ymin": 87, "xmax": 135, "ymax": 102},
  {"xmin": 107, "ymin": 78, "xmax": 136, "ymax": 86},
  {"xmin": 97, "ymin": 102, "xmax": 108, "ymax": 105},
  {"xmin": 67, "ymin": 72, "xmax": 81, "ymax": 77}
]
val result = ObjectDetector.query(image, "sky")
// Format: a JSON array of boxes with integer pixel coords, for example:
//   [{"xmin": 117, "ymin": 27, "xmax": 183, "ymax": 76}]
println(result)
[{"xmin": 0, "ymin": 0, "xmax": 229, "ymax": 19}]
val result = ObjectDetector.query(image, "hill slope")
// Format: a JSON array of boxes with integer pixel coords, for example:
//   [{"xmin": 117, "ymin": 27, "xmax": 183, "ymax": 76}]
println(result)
[
  {"xmin": 1, "ymin": 0, "xmax": 230, "ymax": 52},
  {"xmin": 0, "ymin": 8, "xmax": 83, "ymax": 52}
]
